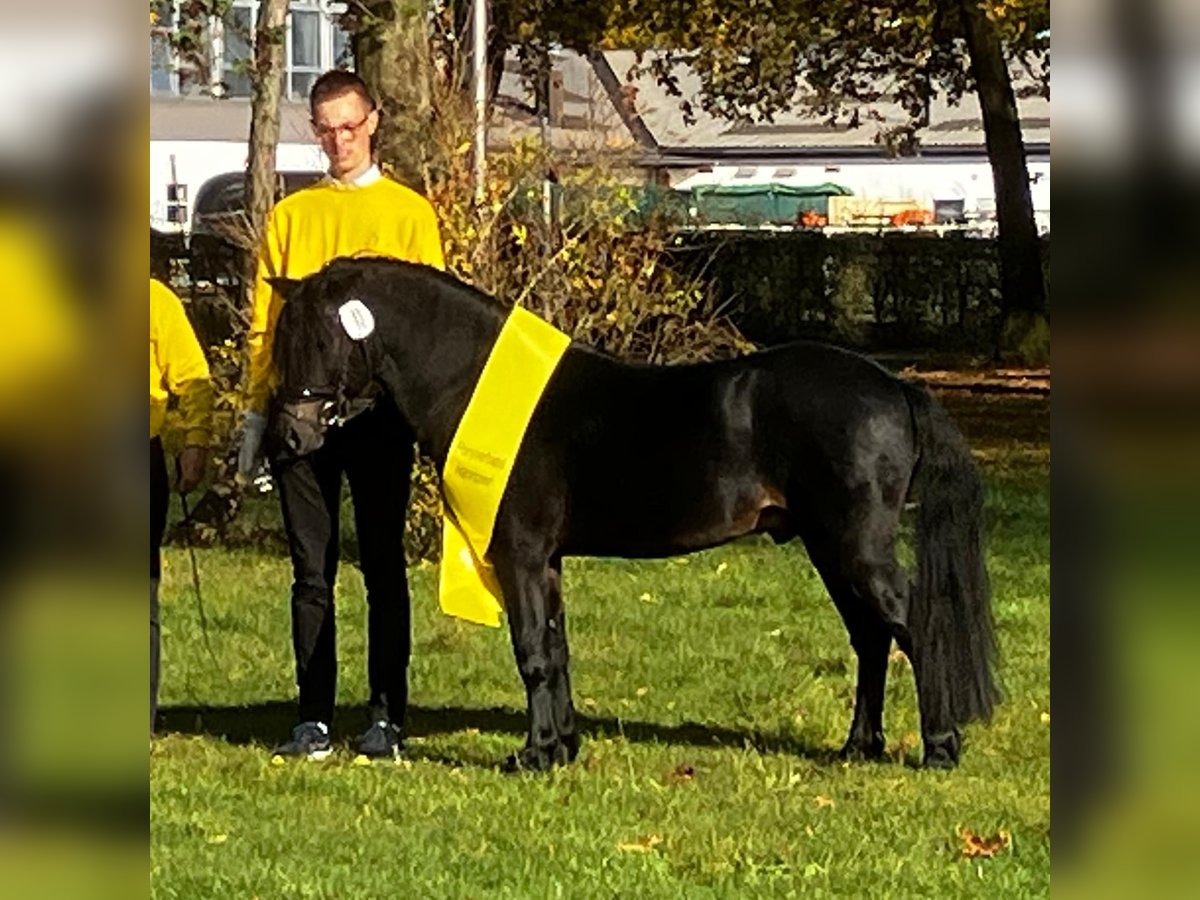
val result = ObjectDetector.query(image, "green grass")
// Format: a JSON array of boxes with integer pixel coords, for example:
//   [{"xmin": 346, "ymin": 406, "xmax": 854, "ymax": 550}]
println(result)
[{"xmin": 151, "ymin": 391, "xmax": 1049, "ymax": 897}]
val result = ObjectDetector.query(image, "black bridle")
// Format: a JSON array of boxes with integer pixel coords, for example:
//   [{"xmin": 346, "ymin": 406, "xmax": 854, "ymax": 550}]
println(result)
[{"xmin": 274, "ymin": 338, "xmax": 380, "ymax": 447}]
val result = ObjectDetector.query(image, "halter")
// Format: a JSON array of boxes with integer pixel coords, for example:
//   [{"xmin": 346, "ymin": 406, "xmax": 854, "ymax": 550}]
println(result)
[{"xmin": 275, "ymin": 338, "xmax": 380, "ymax": 437}]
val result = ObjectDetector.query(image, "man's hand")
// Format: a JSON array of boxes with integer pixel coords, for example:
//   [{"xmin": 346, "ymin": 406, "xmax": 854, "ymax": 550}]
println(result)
[
  {"xmin": 237, "ymin": 411, "xmax": 268, "ymax": 480},
  {"xmin": 176, "ymin": 446, "xmax": 208, "ymax": 494}
]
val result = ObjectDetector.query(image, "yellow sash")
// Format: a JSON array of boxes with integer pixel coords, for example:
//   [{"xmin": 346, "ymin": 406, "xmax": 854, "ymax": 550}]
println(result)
[{"xmin": 438, "ymin": 306, "xmax": 571, "ymax": 626}]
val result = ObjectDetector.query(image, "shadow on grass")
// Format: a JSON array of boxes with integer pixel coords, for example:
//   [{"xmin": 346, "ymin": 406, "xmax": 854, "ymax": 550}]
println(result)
[{"xmin": 158, "ymin": 701, "xmax": 843, "ymax": 767}]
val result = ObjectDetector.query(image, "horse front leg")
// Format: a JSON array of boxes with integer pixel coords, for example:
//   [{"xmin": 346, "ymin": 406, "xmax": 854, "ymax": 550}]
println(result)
[{"xmin": 499, "ymin": 555, "xmax": 578, "ymax": 771}]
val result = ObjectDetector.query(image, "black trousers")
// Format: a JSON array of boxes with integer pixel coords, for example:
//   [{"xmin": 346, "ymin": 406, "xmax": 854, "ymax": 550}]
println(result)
[
  {"xmin": 270, "ymin": 399, "xmax": 416, "ymax": 728},
  {"xmin": 151, "ymin": 437, "xmax": 169, "ymax": 733}
]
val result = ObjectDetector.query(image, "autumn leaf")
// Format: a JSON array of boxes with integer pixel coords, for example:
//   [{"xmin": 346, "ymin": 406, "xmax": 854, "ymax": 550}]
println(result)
[
  {"xmin": 958, "ymin": 826, "xmax": 1012, "ymax": 858},
  {"xmin": 663, "ymin": 764, "xmax": 695, "ymax": 785},
  {"xmin": 814, "ymin": 795, "xmax": 835, "ymax": 809},
  {"xmin": 618, "ymin": 834, "xmax": 663, "ymax": 853}
]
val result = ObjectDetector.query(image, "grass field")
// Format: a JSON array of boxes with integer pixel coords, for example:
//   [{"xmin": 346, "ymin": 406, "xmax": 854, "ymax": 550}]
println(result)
[{"xmin": 151, "ymin": 391, "xmax": 1050, "ymax": 898}]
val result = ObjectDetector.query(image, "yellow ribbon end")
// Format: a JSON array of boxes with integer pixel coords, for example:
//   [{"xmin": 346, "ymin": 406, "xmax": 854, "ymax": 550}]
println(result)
[{"xmin": 436, "ymin": 306, "xmax": 570, "ymax": 628}]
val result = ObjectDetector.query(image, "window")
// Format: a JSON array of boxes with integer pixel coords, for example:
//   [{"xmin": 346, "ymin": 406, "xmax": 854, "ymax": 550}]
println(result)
[
  {"xmin": 218, "ymin": 1, "xmax": 352, "ymax": 100},
  {"xmin": 150, "ymin": 1, "xmax": 177, "ymax": 95},
  {"xmin": 221, "ymin": 2, "xmax": 255, "ymax": 98},
  {"xmin": 333, "ymin": 24, "xmax": 352, "ymax": 69},
  {"xmin": 289, "ymin": 4, "xmax": 322, "ymax": 98}
]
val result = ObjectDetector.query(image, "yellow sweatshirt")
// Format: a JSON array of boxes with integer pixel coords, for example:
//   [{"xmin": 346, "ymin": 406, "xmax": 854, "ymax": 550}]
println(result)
[
  {"xmin": 150, "ymin": 279, "xmax": 212, "ymax": 444},
  {"xmin": 0, "ymin": 212, "xmax": 85, "ymax": 438},
  {"xmin": 244, "ymin": 173, "xmax": 446, "ymax": 413}
]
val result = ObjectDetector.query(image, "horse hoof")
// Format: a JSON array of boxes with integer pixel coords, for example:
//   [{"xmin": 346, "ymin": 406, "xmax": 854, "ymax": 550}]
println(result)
[
  {"xmin": 839, "ymin": 736, "xmax": 885, "ymax": 762},
  {"xmin": 922, "ymin": 749, "xmax": 958, "ymax": 770},
  {"xmin": 922, "ymin": 729, "xmax": 961, "ymax": 769},
  {"xmin": 503, "ymin": 747, "xmax": 553, "ymax": 773},
  {"xmin": 504, "ymin": 739, "xmax": 577, "ymax": 773}
]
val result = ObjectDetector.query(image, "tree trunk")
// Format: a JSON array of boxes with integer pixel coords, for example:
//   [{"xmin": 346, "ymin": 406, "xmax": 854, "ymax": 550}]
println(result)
[
  {"xmin": 958, "ymin": 0, "xmax": 1048, "ymax": 364},
  {"xmin": 243, "ymin": 0, "xmax": 288, "ymax": 309},
  {"xmin": 354, "ymin": 1, "xmax": 433, "ymax": 191}
]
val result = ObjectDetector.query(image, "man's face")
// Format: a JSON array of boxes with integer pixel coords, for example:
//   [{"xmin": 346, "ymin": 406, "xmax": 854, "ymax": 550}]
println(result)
[{"xmin": 311, "ymin": 91, "xmax": 378, "ymax": 180}]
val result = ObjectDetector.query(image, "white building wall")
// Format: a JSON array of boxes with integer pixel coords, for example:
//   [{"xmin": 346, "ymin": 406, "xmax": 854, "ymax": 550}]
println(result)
[
  {"xmin": 674, "ymin": 159, "xmax": 1051, "ymax": 233},
  {"xmin": 150, "ymin": 139, "xmax": 329, "ymax": 232}
]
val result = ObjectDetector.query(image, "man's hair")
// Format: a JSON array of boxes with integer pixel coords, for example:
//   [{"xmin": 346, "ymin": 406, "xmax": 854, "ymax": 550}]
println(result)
[{"xmin": 309, "ymin": 70, "xmax": 375, "ymax": 115}]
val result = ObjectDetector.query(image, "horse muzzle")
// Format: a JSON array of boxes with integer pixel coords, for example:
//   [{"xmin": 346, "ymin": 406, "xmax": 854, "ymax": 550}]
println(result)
[{"xmin": 270, "ymin": 397, "xmax": 336, "ymax": 458}]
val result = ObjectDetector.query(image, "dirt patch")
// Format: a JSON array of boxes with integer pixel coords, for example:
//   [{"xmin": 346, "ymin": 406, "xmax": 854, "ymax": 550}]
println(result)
[{"xmin": 902, "ymin": 366, "xmax": 1050, "ymax": 395}]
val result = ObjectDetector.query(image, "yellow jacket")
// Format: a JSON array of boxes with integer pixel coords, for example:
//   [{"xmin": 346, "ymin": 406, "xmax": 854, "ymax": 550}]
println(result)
[
  {"xmin": 244, "ymin": 173, "xmax": 446, "ymax": 413},
  {"xmin": 150, "ymin": 279, "xmax": 212, "ymax": 444}
]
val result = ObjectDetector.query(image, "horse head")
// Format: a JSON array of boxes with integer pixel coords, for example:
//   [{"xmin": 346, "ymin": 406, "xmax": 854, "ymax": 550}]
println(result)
[{"xmin": 269, "ymin": 266, "xmax": 380, "ymax": 458}]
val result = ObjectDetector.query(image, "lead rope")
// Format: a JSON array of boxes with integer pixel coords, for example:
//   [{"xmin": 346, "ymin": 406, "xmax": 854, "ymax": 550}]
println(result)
[{"xmin": 177, "ymin": 489, "xmax": 220, "ymax": 668}]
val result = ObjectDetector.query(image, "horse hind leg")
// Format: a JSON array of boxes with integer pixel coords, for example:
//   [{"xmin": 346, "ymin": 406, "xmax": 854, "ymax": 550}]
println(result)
[
  {"xmin": 837, "ymin": 538, "xmax": 963, "ymax": 769},
  {"xmin": 807, "ymin": 541, "xmax": 891, "ymax": 761}
]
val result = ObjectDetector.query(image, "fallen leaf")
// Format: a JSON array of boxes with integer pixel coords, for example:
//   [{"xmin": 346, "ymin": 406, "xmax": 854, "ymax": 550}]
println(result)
[
  {"xmin": 206, "ymin": 833, "xmax": 228, "ymax": 844},
  {"xmin": 958, "ymin": 826, "xmax": 1012, "ymax": 858},
  {"xmin": 1040, "ymin": 711, "xmax": 1050, "ymax": 724},
  {"xmin": 636, "ymin": 686, "xmax": 649, "ymax": 697},
  {"xmin": 814, "ymin": 795, "xmax": 835, "ymax": 809},
  {"xmin": 663, "ymin": 764, "xmax": 695, "ymax": 785},
  {"xmin": 716, "ymin": 562, "xmax": 729, "ymax": 575},
  {"xmin": 618, "ymin": 834, "xmax": 663, "ymax": 853}
]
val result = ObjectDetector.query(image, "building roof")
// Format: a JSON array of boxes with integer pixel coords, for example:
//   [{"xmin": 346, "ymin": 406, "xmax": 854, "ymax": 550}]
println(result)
[
  {"xmin": 150, "ymin": 95, "xmax": 321, "ymax": 145},
  {"xmin": 595, "ymin": 50, "xmax": 1049, "ymax": 163},
  {"xmin": 149, "ymin": 52, "xmax": 634, "ymax": 153},
  {"xmin": 150, "ymin": 48, "xmax": 1049, "ymax": 164}
]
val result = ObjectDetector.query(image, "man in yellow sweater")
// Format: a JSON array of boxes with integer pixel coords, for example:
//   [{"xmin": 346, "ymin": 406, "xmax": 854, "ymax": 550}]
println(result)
[
  {"xmin": 239, "ymin": 70, "xmax": 445, "ymax": 760},
  {"xmin": 150, "ymin": 277, "xmax": 213, "ymax": 734}
]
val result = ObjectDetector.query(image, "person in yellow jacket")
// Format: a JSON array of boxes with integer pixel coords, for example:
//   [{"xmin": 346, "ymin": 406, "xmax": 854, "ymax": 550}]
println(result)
[
  {"xmin": 150, "ymin": 277, "xmax": 212, "ymax": 734},
  {"xmin": 238, "ymin": 70, "xmax": 446, "ymax": 760}
]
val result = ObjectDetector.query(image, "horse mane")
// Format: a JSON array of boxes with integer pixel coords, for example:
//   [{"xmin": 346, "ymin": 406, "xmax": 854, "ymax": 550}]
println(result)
[{"xmin": 321, "ymin": 256, "xmax": 511, "ymax": 314}]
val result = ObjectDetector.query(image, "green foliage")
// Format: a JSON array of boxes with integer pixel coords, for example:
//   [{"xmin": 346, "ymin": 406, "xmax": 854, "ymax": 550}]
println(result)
[
  {"xmin": 678, "ymin": 231, "xmax": 1050, "ymax": 351},
  {"xmin": 159, "ymin": 1, "xmax": 237, "ymax": 94},
  {"xmin": 455, "ymin": 1, "xmax": 1048, "ymax": 155},
  {"xmin": 152, "ymin": 391, "xmax": 1049, "ymax": 897},
  {"xmin": 419, "ymin": 58, "xmax": 749, "ymax": 363}
]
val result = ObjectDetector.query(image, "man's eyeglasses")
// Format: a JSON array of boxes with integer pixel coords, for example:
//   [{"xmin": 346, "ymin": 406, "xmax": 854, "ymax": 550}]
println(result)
[{"xmin": 312, "ymin": 111, "xmax": 372, "ymax": 141}]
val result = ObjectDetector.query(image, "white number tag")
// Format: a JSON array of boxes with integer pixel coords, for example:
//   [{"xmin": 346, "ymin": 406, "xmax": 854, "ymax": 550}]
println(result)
[{"xmin": 338, "ymin": 299, "xmax": 375, "ymax": 340}]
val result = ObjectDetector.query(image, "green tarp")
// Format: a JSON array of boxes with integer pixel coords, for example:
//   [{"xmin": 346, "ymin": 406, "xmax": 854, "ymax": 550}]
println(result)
[
  {"xmin": 507, "ymin": 181, "xmax": 854, "ymax": 228},
  {"xmin": 686, "ymin": 182, "xmax": 854, "ymax": 226}
]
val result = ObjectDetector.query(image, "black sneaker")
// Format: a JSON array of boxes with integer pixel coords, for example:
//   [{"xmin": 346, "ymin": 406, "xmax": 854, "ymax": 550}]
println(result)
[
  {"xmin": 356, "ymin": 720, "xmax": 403, "ymax": 759},
  {"xmin": 272, "ymin": 721, "xmax": 332, "ymax": 760}
]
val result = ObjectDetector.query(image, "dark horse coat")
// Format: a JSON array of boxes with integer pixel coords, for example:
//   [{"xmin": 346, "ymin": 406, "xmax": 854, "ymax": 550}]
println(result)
[{"xmin": 270, "ymin": 257, "xmax": 999, "ymax": 771}]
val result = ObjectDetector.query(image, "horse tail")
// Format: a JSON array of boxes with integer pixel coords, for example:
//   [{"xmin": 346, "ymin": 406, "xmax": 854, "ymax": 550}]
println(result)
[{"xmin": 902, "ymin": 380, "xmax": 1000, "ymax": 727}]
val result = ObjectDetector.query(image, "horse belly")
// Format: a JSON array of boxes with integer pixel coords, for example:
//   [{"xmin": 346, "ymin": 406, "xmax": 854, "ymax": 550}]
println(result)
[{"xmin": 563, "ymin": 467, "xmax": 787, "ymax": 559}]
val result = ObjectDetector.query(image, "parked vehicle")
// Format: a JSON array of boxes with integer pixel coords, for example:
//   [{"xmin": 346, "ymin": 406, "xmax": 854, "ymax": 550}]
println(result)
[{"xmin": 188, "ymin": 170, "xmax": 324, "ymax": 287}]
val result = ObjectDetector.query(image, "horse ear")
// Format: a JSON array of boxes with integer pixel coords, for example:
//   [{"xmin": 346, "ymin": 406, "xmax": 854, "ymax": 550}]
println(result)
[{"xmin": 268, "ymin": 276, "xmax": 303, "ymax": 300}]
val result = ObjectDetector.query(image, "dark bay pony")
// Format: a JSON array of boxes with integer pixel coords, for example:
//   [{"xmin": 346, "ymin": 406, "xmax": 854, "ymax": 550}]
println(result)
[{"xmin": 269, "ymin": 257, "xmax": 999, "ymax": 771}]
